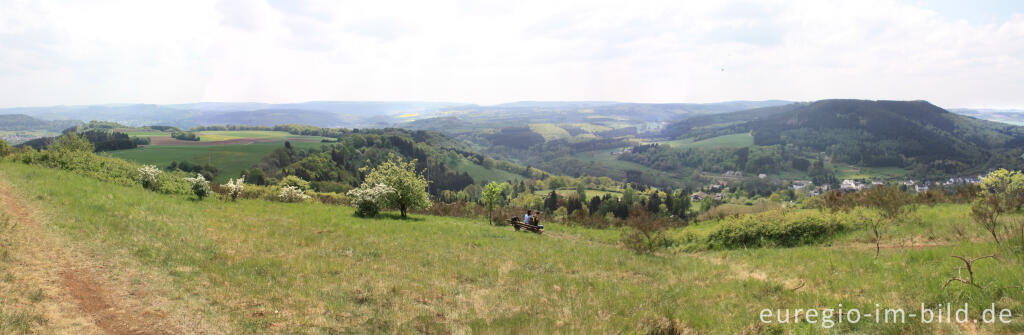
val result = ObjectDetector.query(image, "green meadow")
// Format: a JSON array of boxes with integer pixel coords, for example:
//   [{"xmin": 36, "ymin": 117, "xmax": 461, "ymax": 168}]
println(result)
[
  {"xmin": 654, "ymin": 133, "xmax": 755, "ymax": 149},
  {"xmin": 106, "ymin": 141, "xmax": 327, "ymax": 183},
  {"xmin": 2, "ymin": 161, "xmax": 1021, "ymax": 333}
]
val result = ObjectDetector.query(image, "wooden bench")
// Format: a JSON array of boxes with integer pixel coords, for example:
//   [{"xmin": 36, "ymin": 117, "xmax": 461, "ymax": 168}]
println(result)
[{"xmin": 508, "ymin": 217, "xmax": 543, "ymax": 234}]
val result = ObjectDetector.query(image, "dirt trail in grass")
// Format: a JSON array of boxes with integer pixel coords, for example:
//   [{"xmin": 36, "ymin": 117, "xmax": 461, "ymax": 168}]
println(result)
[{"xmin": 0, "ymin": 179, "xmax": 180, "ymax": 335}]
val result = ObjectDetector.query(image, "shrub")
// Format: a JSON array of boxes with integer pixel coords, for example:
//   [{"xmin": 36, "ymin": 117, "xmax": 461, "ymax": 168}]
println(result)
[
  {"xmin": 50, "ymin": 133, "xmax": 94, "ymax": 152},
  {"xmin": 0, "ymin": 139, "xmax": 10, "ymax": 156},
  {"xmin": 279, "ymin": 185, "xmax": 311, "ymax": 203},
  {"xmin": 12, "ymin": 147, "xmax": 191, "ymax": 194},
  {"xmin": 171, "ymin": 131, "xmax": 200, "ymax": 141},
  {"xmin": 221, "ymin": 176, "xmax": 245, "ymax": 201},
  {"xmin": 138, "ymin": 164, "xmax": 162, "ymax": 190},
  {"xmin": 184, "ymin": 174, "xmax": 212, "ymax": 200},
  {"xmin": 279, "ymin": 175, "xmax": 311, "ymax": 191},
  {"xmin": 621, "ymin": 211, "xmax": 672, "ymax": 254},
  {"xmin": 346, "ymin": 183, "xmax": 395, "ymax": 217},
  {"xmin": 706, "ymin": 211, "xmax": 849, "ymax": 249}
]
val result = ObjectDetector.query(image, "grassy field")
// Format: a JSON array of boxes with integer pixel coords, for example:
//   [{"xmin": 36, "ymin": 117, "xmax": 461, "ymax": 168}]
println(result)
[
  {"xmin": 528, "ymin": 124, "xmax": 572, "ymax": 141},
  {"xmin": 450, "ymin": 156, "xmax": 524, "ymax": 185},
  {"xmin": 655, "ymin": 133, "xmax": 755, "ymax": 149},
  {"xmin": 106, "ymin": 141, "xmax": 326, "ymax": 183},
  {"xmin": 533, "ymin": 188, "xmax": 624, "ymax": 199},
  {"xmin": 572, "ymin": 148, "xmax": 662, "ymax": 174},
  {"xmin": 122, "ymin": 130, "xmax": 327, "ymax": 144},
  {"xmin": 2, "ymin": 161, "xmax": 1022, "ymax": 333},
  {"xmin": 835, "ymin": 164, "xmax": 913, "ymax": 180}
]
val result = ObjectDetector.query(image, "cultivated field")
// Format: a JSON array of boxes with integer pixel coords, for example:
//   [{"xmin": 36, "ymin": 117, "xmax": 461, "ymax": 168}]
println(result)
[
  {"xmin": 107, "ymin": 141, "xmax": 327, "ymax": 183},
  {"xmin": 1, "ymin": 162, "xmax": 1021, "ymax": 334},
  {"xmin": 123, "ymin": 130, "xmax": 328, "ymax": 146}
]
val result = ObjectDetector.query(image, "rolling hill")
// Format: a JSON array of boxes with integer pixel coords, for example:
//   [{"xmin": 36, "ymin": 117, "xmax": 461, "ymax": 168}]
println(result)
[{"xmin": 660, "ymin": 99, "xmax": 1024, "ymax": 175}]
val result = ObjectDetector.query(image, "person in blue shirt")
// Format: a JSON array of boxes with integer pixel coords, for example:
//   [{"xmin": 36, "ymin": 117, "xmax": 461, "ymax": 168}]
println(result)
[{"xmin": 524, "ymin": 210, "xmax": 532, "ymax": 225}]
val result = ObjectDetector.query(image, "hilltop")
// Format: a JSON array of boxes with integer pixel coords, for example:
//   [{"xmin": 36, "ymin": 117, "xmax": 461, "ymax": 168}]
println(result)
[{"xmin": 652, "ymin": 100, "xmax": 1024, "ymax": 177}]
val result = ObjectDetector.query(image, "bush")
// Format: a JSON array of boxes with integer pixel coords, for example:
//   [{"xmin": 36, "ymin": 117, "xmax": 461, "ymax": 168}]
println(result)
[
  {"xmin": 279, "ymin": 175, "xmax": 311, "ymax": 191},
  {"xmin": 221, "ymin": 176, "xmax": 244, "ymax": 201},
  {"xmin": 346, "ymin": 183, "xmax": 395, "ymax": 217},
  {"xmin": 185, "ymin": 174, "xmax": 212, "ymax": 200},
  {"xmin": 138, "ymin": 165, "xmax": 162, "ymax": 190},
  {"xmin": 171, "ymin": 131, "xmax": 200, "ymax": 141},
  {"xmin": 279, "ymin": 185, "xmax": 311, "ymax": 203},
  {"xmin": 621, "ymin": 208, "xmax": 672, "ymax": 254},
  {"xmin": 0, "ymin": 139, "xmax": 10, "ymax": 156},
  {"xmin": 706, "ymin": 211, "xmax": 849, "ymax": 249},
  {"xmin": 13, "ymin": 148, "xmax": 191, "ymax": 194}
]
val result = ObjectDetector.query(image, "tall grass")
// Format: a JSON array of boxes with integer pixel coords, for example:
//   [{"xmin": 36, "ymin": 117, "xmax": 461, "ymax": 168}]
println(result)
[{"xmin": 2, "ymin": 162, "xmax": 1022, "ymax": 333}]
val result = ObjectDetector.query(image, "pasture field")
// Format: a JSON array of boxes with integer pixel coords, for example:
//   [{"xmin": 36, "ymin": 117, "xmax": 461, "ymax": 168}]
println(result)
[
  {"xmin": 654, "ymin": 133, "xmax": 755, "ymax": 149},
  {"xmin": 450, "ymin": 156, "xmax": 524, "ymax": 185},
  {"xmin": 120, "ymin": 130, "xmax": 171, "ymax": 137},
  {"xmin": 532, "ymin": 188, "xmax": 624, "ymax": 199},
  {"xmin": 1, "ymin": 161, "xmax": 1021, "ymax": 333},
  {"xmin": 528, "ymin": 123, "xmax": 572, "ymax": 141},
  {"xmin": 572, "ymin": 148, "xmax": 661, "ymax": 174},
  {"xmin": 122, "ymin": 130, "xmax": 327, "ymax": 144},
  {"xmin": 835, "ymin": 164, "xmax": 914, "ymax": 180},
  {"xmin": 106, "ymin": 141, "xmax": 327, "ymax": 183}
]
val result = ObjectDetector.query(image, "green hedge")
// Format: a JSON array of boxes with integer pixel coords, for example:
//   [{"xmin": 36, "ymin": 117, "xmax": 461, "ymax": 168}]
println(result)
[
  {"xmin": 13, "ymin": 149, "xmax": 191, "ymax": 195},
  {"xmin": 706, "ymin": 211, "xmax": 850, "ymax": 249}
]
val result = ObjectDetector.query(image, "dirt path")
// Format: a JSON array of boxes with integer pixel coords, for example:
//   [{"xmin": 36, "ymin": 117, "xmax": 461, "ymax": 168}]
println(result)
[{"xmin": 0, "ymin": 179, "xmax": 186, "ymax": 334}]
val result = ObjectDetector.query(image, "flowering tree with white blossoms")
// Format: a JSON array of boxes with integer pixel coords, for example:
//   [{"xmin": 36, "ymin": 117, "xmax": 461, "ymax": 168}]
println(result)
[
  {"xmin": 222, "ymin": 176, "xmax": 245, "ymax": 201},
  {"xmin": 279, "ymin": 185, "xmax": 311, "ymax": 203},
  {"xmin": 184, "ymin": 173, "xmax": 211, "ymax": 200},
  {"xmin": 358, "ymin": 154, "xmax": 431, "ymax": 218},
  {"xmin": 346, "ymin": 183, "xmax": 395, "ymax": 217},
  {"xmin": 138, "ymin": 165, "xmax": 162, "ymax": 190}
]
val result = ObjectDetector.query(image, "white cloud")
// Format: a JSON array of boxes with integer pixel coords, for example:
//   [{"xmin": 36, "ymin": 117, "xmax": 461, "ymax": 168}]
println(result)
[{"xmin": 0, "ymin": 0, "xmax": 1021, "ymax": 108}]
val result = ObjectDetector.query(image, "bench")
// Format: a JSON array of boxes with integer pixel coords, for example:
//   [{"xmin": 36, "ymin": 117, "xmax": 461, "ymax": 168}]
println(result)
[{"xmin": 508, "ymin": 217, "xmax": 543, "ymax": 234}]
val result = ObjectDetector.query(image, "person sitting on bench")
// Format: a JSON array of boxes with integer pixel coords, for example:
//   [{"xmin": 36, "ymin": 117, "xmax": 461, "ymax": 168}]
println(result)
[{"xmin": 523, "ymin": 210, "xmax": 532, "ymax": 226}]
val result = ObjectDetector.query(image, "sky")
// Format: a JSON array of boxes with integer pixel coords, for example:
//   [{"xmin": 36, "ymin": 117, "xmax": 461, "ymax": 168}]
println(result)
[{"xmin": 0, "ymin": 0, "xmax": 1022, "ymax": 109}]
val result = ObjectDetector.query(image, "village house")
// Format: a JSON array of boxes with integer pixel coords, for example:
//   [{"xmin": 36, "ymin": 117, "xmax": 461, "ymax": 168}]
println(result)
[{"xmin": 792, "ymin": 180, "xmax": 812, "ymax": 190}]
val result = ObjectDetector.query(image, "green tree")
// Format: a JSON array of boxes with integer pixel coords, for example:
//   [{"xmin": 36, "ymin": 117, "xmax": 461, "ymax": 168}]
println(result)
[
  {"xmin": 622, "ymin": 184, "xmax": 635, "ymax": 206},
  {"xmin": 0, "ymin": 139, "xmax": 10, "ymax": 156},
  {"xmin": 51, "ymin": 133, "xmax": 94, "ymax": 152},
  {"xmin": 575, "ymin": 183, "xmax": 588, "ymax": 203},
  {"xmin": 544, "ymin": 189, "xmax": 559, "ymax": 212},
  {"xmin": 971, "ymin": 169, "xmax": 1024, "ymax": 244},
  {"xmin": 482, "ymin": 181, "xmax": 506, "ymax": 225},
  {"xmin": 361, "ymin": 154, "xmax": 431, "ymax": 218},
  {"xmin": 279, "ymin": 175, "xmax": 311, "ymax": 191}
]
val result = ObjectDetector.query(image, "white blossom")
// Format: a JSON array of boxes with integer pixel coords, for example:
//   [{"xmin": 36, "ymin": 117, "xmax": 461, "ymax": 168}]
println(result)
[
  {"xmin": 137, "ymin": 164, "xmax": 161, "ymax": 190},
  {"xmin": 279, "ymin": 185, "xmax": 311, "ymax": 203},
  {"xmin": 184, "ymin": 173, "xmax": 211, "ymax": 199},
  {"xmin": 222, "ymin": 176, "xmax": 245, "ymax": 201},
  {"xmin": 346, "ymin": 183, "xmax": 395, "ymax": 205}
]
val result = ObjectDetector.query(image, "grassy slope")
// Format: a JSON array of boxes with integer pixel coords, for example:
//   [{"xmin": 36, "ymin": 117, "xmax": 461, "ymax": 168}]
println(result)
[
  {"xmin": 122, "ymin": 130, "xmax": 326, "ymax": 143},
  {"xmin": 1, "ymin": 162, "xmax": 1022, "ymax": 333},
  {"xmin": 450, "ymin": 156, "xmax": 524, "ymax": 185},
  {"xmin": 655, "ymin": 133, "xmax": 755, "ymax": 149},
  {"xmin": 105, "ymin": 141, "xmax": 326, "ymax": 183},
  {"xmin": 193, "ymin": 131, "xmax": 324, "ymax": 142}
]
